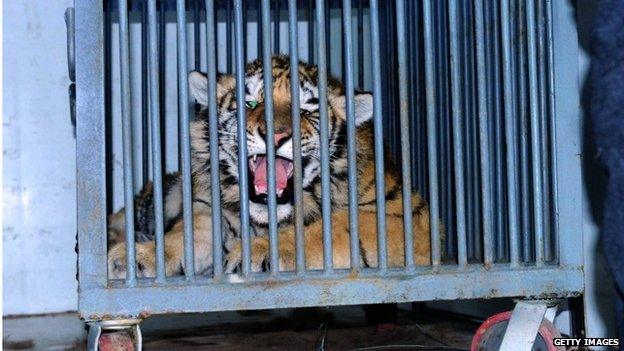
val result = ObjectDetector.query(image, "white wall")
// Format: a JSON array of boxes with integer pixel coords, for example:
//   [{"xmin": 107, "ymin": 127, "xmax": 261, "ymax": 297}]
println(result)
[{"xmin": 3, "ymin": 0, "xmax": 76, "ymax": 315}]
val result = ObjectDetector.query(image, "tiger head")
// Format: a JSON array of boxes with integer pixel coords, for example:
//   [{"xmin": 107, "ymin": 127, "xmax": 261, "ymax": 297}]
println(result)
[{"xmin": 189, "ymin": 55, "xmax": 373, "ymax": 227}]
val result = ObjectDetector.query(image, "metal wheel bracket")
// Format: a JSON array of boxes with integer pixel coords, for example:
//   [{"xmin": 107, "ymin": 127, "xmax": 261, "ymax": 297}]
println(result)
[{"xmin": 499, "ymin": 299, "xmax": 560, "ymax": 351}]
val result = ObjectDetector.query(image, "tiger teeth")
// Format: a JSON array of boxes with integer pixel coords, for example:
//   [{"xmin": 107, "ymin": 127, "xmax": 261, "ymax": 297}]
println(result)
[{"xmin": 253, "ymin": 154, "xmax": 257, "ymax": 163}]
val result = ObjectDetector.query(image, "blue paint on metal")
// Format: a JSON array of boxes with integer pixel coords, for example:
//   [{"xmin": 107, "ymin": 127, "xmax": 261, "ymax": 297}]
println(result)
[
  {"xmin": 76, "ymin": 0, "xmax": 107, "ymax": 291},
  {"xmin": 205, "ymin": 0, "xmax": 224, "ymax": 279},
  {"xmin": 500, "ymin": 0, "xmax": 520, "ymax": 267},
  {"xmin": 176, "ymin": 0, "xmax": 195, "ymax": 279},
  {"xmin": 473, "ymin": 0, "xmax": 493, "ymax": 268},
  {"xmin": 234, "ymin": 0, "xmax": 251, "ymax": 276},
  {"xmin": 447, "ymin": 0, "xmax": 467, "ymax": 267},
  {"xmin": 545, "ymin": 0, "xmax": 559, "ymax": 263},
  {"xmin": 342, "ymin": 0, "xmax": 361, "ymax": 271},
  {"xmin": 517, "ymin": 0, "xmax": 532, "ymax": 264},
  {"xmin": 80, "ymin": 266, "xmax": 584, "ymax": 319},
  {"xmin": 536, "ymin": 0, "xmax": 553, "ymax": 263},
  {"xmin": 287, "ymin": 0, "xmax": 305, "ymax": 275},
  {"xmin": 550, "ymin": 0, "xmax": 582, "ymax": 268},
  {"xmin": 394, "ymin": 0, "xmax": 414, "ymax": 269},
  {"xmin": 422, "ymin": 0, "xmax": 441, "ymax": 267},
  {"xmin": 315, "ymin": 0, "xmax": 333, "ymax": 273},
  {"xmin": 118, "ymin": 0, "xmax": 138, "ymax": 285},
  {"xmin": 147, "ymin": 0, "xmax": 166, "ymax": 283},
  {"xmin": 261, "ymin": 0, "xmax": 279, "ymax": 274},
  {"xmin": 369, "ymin": 0, "xmax": 387, "ymax": 271},
  {"xmin": 525, "ymin": 0, "xmax": 545, "ymax": 266}
]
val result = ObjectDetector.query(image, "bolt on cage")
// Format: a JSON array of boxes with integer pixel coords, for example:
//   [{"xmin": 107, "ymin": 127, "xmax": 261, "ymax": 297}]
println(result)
[{"xmin": 75, "ymin": 0, "xmax": 583, "ymax": 320}]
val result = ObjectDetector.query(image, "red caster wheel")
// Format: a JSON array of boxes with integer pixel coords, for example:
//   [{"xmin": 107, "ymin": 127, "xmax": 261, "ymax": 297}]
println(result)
[
  {"xmin": 87, "ymin": 319, "xmax": 142, "ymax": 351},
  {"xmin": 98, "ymin": 331, "xmax": 136, "ymax": 351},
  {"xmin": 471, "ymin": 311, "xmax": 564, "ymax": 351}
]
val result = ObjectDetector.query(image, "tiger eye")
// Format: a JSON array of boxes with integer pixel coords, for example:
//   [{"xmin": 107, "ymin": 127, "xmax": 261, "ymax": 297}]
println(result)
[{"xmin": 245, "ymin": 100, "xmax": 259, "ymax": 110}]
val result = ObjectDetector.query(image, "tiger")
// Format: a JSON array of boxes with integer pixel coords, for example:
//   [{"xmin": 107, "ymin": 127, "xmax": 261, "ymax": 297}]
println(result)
[{"xmin": 107, "ymin": 54, "xmax": 433, "ymax": 279}]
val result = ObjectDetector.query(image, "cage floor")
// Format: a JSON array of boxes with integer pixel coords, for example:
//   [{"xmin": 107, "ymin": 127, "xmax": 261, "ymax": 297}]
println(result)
[{"xmin": 3, "ymin": 306, "xmax": 477, "ymax": 350}]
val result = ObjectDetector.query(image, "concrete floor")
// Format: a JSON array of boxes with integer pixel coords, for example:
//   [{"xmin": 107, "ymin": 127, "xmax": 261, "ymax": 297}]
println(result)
[{"xmin": 3, "ymin": 305, "xmax": 478, "ymax": 350}]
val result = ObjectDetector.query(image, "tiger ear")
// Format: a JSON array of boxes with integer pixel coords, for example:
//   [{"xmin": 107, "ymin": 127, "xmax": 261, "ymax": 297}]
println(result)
[
  {"xmin": 189, "ymin": 71, "xmax": 235, "ymax": 107},
  {"xmin": 331, "ymin": 92, "xmax": 374, "ymax": 126},
  {"xmin": 189, "ymin": 71, "xmax": 208, "ymax": 106}
]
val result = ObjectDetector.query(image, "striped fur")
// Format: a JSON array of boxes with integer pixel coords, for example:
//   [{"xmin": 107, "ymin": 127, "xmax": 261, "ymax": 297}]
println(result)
[{"xmin": 107, "ymin": 55, "xmax": 432, "ymax": 278}]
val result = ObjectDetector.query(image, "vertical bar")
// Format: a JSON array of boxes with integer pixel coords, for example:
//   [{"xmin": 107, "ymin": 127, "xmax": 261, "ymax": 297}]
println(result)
[
  {"xmin": 261, "ymin": 0, "xmax": 280, "ymax": 273},
  {"xmin": 516, "ymin": 0, "xmax": 532, "ymax": 263},
  {"xmin": 545, "ymin": 0, "xmax": 558, "ymax": 262},
  {"xmin": 76, "ymin": 0, "xmax": 107, "ymax": 286},
  {"xmin": 525, "ymin": 0, "xmax": 545, "ymax": 265},
  {"xmin": 342, "ymin": 0, "xmax": 360, "ymax": 271},
  {"xmin": 549, "ymin": 0, "xmax": 580, "ymax": 268},
  {"xmin": 118, "ymin": 0, "xmax": 137, "ymax": 285},
  {"xmin": 394, "ymin": 0, "xmax": 414, "ymax": 268},
  {"xmin": 205, "ymin": 0, "xmax": 223, "ymax": 279},
  {"xmin": 234, "ymin": 0, "xmax": 252, "ymax": 276},
  {"xmin": 369, "ymin": 0, "xmax": 387, "ymax": 270},
  {"xmin": 447, "ymin": 0, "xmax": 467, "ymax": 266},
  {"xmin": 474, "ymin": 0, "xmax": 493, "ymax": 268},
  {"xmin": 500, "ymin": 0, "xmax": 520, "ymax": 266},
  {"xmin": 176, "ymin": 0, "xmax": 195, "ymax": 279},
  {"xmin": 537, "ymin": 0, "xmax": 552, "ymax": 262},
  {"xmin": 288, "ymin": 0, "xmax": 306, "ymax": 274},
  {"xmin": 147, "ymin": 0, "xmax": 166, "ymax": 282},
  {"xmin": 422, "ymin": 0, "xmax": 441, "ymax": 266},
  {"xmin": 315, "ymin": 0, "xmax": 333, "ymax": 273}
]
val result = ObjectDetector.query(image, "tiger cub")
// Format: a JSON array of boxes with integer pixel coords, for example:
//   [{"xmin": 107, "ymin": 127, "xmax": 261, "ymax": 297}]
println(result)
[{"xmin": 107, "ymin": 55, "xmax": 432, "ymax": 278}]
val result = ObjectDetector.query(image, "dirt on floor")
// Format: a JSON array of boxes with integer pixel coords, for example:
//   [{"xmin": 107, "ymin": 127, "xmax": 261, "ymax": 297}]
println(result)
[
  {"xmin": 3, "ymin": 305, "xmax": 479, "ymax": 350},
  {"xmin": 139, "ymin": 306, "xmax": 477, "ymax": 350}
]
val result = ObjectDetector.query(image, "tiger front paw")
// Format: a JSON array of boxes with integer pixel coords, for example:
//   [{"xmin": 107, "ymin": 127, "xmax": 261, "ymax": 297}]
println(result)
[
  {"xmin": 107, "ymin": 243, "xmax": 157, "ymax": 279},
  {"xmin": 224, "ymin": 237, "xmax": 270, "ymax": 274}
]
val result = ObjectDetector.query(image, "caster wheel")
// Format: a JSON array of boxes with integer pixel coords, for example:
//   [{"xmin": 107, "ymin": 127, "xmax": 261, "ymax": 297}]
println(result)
[
  {"xmin": 87, "ymin": 319, "xmax": 141, "ymax": 351},
  {"xmin": 471, "ymin": 311, "xmax": 564, "ymax": 351},
  {"xmin": 98, "ymin": 331, "xmax": 136, "ymax": 351}
]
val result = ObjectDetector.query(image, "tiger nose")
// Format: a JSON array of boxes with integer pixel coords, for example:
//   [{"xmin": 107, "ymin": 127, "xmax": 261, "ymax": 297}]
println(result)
[{"xmin": 274, "ymin": 132, "xmax": 290, "ymax": 145}]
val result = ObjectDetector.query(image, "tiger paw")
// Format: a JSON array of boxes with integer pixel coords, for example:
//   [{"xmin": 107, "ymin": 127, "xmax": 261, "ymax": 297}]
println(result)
[
  {"xmin": 107, "ymin": 243, "xmax": 157, "ymax": 279},
  {"xmin": 224, "ymin": 237, "xmax": 270, "ymax": 274},
  {"xmin": 224, "ymin": 241, "xmax": 243, "ymax": 274}
]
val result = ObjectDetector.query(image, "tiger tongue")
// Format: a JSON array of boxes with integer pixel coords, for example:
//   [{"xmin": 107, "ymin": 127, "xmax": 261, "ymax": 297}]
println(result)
[{"xmin": 253, "ymin": 156, "xmax": 290, "ymax": 196}]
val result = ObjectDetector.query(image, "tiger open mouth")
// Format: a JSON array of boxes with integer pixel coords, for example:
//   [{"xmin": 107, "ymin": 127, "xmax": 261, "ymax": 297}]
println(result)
[{"xmin": 248, "ymin": 154, "xmax": 295, "ymax": 204}]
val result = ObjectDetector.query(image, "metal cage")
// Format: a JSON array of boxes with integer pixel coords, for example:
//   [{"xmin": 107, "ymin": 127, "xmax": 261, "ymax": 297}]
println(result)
[{"xmin": 74, "ymin": 0, "xmax": 583, "ymax": 332}]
